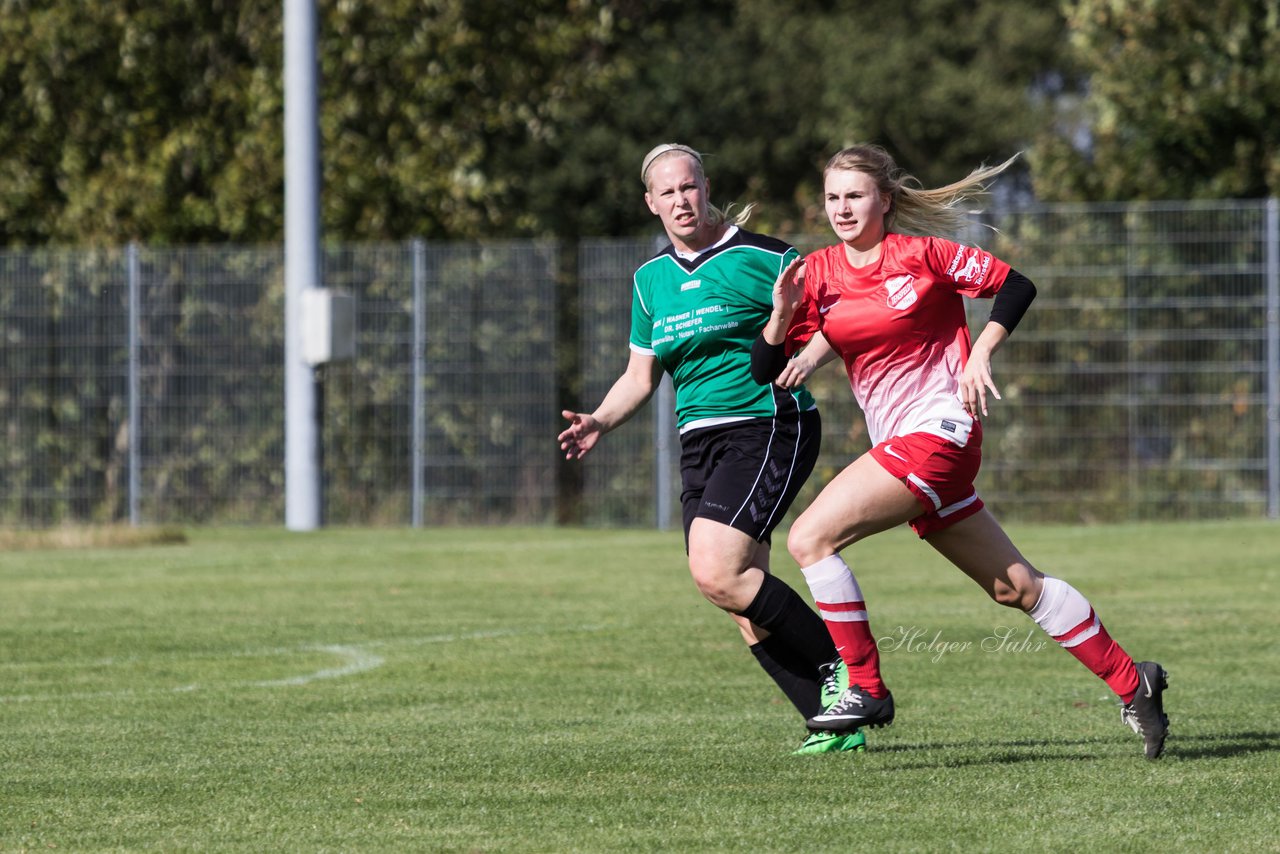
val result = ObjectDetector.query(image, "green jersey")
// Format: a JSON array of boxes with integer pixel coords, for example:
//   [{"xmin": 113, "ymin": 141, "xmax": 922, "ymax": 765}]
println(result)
[{"xmin": 630, "ymin": 227, "xmax": 816, "ymax": 430}]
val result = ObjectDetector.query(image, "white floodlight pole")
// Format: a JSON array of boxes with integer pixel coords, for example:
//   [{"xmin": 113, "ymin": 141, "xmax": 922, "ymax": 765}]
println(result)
[{"xmin": 284, "ymin": 0, "xmax": 321, "ymax": 530}]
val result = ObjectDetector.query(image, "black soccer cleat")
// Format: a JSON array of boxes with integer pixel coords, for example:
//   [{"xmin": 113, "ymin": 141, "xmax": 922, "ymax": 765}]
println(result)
[
  {"xmin": 1121, "ymin": 661, "xmax": 1169, "ymax": 760},
  {"xmin": 806, "ymin": 685, "xmax": 895, "ymax": 733}
]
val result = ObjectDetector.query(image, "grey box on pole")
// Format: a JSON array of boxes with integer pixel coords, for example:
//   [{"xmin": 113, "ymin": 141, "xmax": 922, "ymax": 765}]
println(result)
[{"xmin": 301, "ymin": 288, "xmax": 356, "ymax": 366}]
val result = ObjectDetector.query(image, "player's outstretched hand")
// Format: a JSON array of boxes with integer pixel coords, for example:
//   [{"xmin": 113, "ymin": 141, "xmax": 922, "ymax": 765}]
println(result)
[
  {"xmin": 558, "ymin": 410, "xmax": 603, "ymax": 460},
  {"xmin": 771, "ymin": 258, "xmax": 806, "ymax": 325}
]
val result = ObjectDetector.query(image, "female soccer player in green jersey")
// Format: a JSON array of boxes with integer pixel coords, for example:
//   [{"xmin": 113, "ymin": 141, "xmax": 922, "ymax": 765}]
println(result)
[{"xmin": 559, "ymin": 143, "xmax": 861, "ymax": 754}]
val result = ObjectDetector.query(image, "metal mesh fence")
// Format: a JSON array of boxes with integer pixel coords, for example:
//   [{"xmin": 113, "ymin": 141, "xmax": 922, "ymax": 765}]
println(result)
[
  {"xmin": 0, "ymin": 241, "xmax": 560, "ymax": 527},
  {"xmin": 976, "ymin": 201, "xmax": 1275, "ymax": 521},
  {"xmin": 317, "ymin": 240, "xmax": 560, "ymax": 526},
  {"xmin": 576, "ymin": 201, "xmax": 1279, "ymax": 527},
  {"xmin": 0, "ymin": 248, "xmax": 130, "ymax": 525},
  {"xmin": 134, "ymin": 245, "xmax": 285, "ymax": 524},
  {"xmin": 0, "ymin": 199, "xmax": 1275, "ymax": 528},
  {"xmin": 576, "ymin": 237, "xmax": 672, "ymax": 528}
]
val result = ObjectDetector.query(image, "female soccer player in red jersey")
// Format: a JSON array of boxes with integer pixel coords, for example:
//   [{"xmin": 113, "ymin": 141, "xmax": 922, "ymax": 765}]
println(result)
[{"xmin": 751, "ymin": 144, "xmax": 1170, "ymax": 759}]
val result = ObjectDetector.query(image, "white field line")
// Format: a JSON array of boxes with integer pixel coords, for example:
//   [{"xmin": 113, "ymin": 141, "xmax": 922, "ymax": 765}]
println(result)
[
  {"xmin": 250, "ymin": 644, "xmax": 384, "ymax": 688},
  {"xmin": 0, "ymin": 624, "xmax": 609, "ymax": 704}
]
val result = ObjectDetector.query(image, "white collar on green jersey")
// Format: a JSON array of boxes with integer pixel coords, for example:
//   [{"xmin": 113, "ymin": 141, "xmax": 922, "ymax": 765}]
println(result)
[{"xmin": 674, "ymin": 225, "xmax": 739, "ymax": 262}]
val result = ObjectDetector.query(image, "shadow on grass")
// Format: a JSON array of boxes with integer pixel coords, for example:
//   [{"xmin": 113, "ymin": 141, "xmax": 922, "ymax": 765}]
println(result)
[
  {"xmin": 868, "ymin": 738, "xmax": 1108, "ymax": 768},
  {"xmin": 1162, "ymin": 730, "xmax": 1280, "ymax": 760},
  {"xmin": 861, "ymin": 730, "xmax": 1280, "ymax": 767}
]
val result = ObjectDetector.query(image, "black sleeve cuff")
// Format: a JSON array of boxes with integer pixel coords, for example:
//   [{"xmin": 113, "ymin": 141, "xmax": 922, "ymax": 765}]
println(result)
[
  {"xmin": 989, "ymin": 268, "xmax": 1037, "ymax": 333},
  {"xmin": 751, "ymin": 333, "xmax": 788, "ymax": 385}
]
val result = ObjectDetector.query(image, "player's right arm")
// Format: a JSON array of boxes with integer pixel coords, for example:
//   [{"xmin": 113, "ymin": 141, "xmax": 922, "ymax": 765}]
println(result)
[
  {"xmin": 761, "ymin": 257, "xmax": 806, "ymax": 346},
  {"xmin": 752, "ymin": 256, "xmax": 830, "ymax": 386},
  {"xmin": 559, "ymin": 350, "xmax": 664, "ymax": 460},
  {"xmin": 775, "ymin": 331, "xmax": 839, "ymax": 389}
]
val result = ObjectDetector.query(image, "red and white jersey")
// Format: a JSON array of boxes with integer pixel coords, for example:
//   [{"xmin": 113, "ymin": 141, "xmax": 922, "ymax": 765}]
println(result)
[{"xmin": 786, "ymin": 232, "xmax": 1011, "ymax": 447}]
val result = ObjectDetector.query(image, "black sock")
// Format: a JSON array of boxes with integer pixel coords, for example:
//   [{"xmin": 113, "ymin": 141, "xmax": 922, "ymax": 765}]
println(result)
[
  {"xmin": 741, "ymin": 573, "xmax": 838, "ymax": 667},
  {"xmin": 751, "ymin": 636, "xmax": 824, "ymax": 719}
]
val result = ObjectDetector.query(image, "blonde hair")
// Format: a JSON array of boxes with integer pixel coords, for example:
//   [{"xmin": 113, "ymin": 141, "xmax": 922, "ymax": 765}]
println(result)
[
  {"xmin": 824, "ymin": 144, "xmax": 1019, "ymax": 237},
  {"xmin": 640, "ymin": 143, "xmax": 755, "ymax": 227}
]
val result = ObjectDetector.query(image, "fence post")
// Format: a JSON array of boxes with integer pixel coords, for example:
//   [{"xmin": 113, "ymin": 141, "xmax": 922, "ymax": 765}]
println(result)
[
  {"xmin": 649, "ymin": 234, "xmax": 675, "ymax": 531},
  {"xmin": 654, "ymin": 375, "xmax": 674, "ymax": 531},
  {"xmin": 411, "ymin": 239, "xmax": 426, "ymax": 528},
  {"xmin": 1266, "ymin": 198, "xmax": 1279, "ymax": 520},
  {"xmin": 127, "ymin": 242, "xmax": 141, "ymax": 526}
]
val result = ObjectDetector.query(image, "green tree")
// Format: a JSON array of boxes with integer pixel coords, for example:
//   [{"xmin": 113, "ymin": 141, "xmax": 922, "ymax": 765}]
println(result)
[
  {"xmin": 1033, "ymin": 0, "xmax": 1280, "ymax": 200},
  {"xmin": 0, "ymin": 1, "xmax": 282, "ymax": 245},
  {"xmin": 794, "ymin": 0, "xmax": 1069, "ymax": 220},
  {"xmin": 320, "ymin": 0, "xmax": 641, "ymax": 240},
  {"xmin": 1, "ymin": 1, "xmax": 1076, "ymax": 246},
  {"xmin": 0, "ymin": 0, "xmax": 633, "ymax": 244}
]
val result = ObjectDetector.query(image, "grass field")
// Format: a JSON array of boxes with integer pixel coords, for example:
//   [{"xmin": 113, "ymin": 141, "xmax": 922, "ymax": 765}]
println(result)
[{"xmin": 2, "ymin": 521, "xmax": 1278, "ymax": 852}]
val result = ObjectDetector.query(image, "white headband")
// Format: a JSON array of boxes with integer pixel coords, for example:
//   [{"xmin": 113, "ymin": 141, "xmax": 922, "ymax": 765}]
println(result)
[{"xmin": 640, "ymin": 143, "xmax": 703, "ymax": 184}]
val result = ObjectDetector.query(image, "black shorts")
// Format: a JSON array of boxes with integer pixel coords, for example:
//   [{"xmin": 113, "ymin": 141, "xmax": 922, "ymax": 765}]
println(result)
[{"xmin": 679, "ymin": 408, "xmax": 821, "ymax": 548}]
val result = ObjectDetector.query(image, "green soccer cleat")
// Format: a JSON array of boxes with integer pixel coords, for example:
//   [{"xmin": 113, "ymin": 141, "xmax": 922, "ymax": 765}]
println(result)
[
  {"xmin": 818, "ymin": 658, "xmax": 849, "ymax": 710},
  {"xmin": 792, "ymin": 658, "xmax": 865, "ymax": 754},
  {"xmin": 793, "ymin": 728, "xmax": 867, "ymax": 755}
]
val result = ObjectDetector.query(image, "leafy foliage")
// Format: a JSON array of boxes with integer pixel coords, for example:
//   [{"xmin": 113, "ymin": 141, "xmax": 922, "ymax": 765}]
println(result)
[
  {"xmin": 0, "ymin": 0, "xmax": 282, "ymax": 245},
  {"xmin": 799, "ymin": 0, "xmax": 1067, "ymax": 216},
  {"xmin": 0, "ymin": 0, "xmax": 1086, "ymax": 245},
  {"xmin": 1035, "ymin": 0, "xmax": 1280, "ymax": 200}
]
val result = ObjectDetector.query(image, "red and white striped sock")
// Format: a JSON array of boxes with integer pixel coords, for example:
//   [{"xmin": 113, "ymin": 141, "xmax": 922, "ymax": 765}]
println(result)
[
  {"xmin": 800, "ymin": 554, "xmax": 888, "ymax": 698},
  {"xmin": 1029, "ymin": 575, "xmax": 1140, "ymax": 702}
]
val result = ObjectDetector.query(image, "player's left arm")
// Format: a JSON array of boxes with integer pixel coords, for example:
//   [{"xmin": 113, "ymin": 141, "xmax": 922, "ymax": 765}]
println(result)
[{"xmin": 960, "ymin": 269, "xmax": 1037, "ymax": 417}]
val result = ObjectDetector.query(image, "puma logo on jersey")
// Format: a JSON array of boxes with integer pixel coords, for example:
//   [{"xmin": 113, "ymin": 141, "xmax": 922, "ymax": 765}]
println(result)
[
  {"xmin": 885, "ymin": 275, "xmax": 917, "ymax": 310},
  {"xmin": 680, "ymin": 279, "xmax": 702, "ymax": 291}
]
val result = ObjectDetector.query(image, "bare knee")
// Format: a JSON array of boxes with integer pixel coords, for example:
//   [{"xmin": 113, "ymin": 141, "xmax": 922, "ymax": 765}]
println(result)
[
  {"xmin": 689, "ymin": 566, "xmax": 735, "ymax": 610},
  {"xmin": 686, "ymin": 520, "xmax": 765, "ymax": 612},
  {"xmin": 688, "ymin": 555, "xmax": 754, "ymax": 612},
  {"xmin": 786, "ymin": 518, "xmax": 834, "ymax": 568}
]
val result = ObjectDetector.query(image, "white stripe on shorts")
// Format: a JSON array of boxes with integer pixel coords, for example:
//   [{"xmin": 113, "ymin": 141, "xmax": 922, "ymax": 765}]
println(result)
[
  {"xmin": 906, "ymin": 473, "xmax": 942, "ymax": 510},
  {"xmin": 937, "ymin": 492, "xmax": 981, "ymax": 518}
]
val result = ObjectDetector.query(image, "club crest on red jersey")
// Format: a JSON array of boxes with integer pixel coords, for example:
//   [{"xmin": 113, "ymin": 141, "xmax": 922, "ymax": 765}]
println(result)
[{"xmin": 885, "ymin": 274, "xmax": 918, "ymax": 310}]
